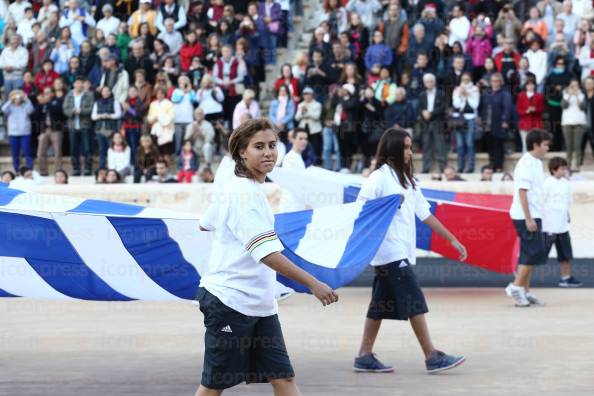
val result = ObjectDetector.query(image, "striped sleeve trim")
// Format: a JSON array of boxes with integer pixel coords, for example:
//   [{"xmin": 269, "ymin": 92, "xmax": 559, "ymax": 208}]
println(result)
[{"xmin": 246, "ymin": 231, "xmax": 279, "ymax": 253}]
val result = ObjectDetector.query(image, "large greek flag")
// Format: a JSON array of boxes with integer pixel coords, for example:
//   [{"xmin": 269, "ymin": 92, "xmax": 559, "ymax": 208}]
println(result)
[{"xmin": 0, "ymin": 185, "xmax": 400, "ymax": 301}]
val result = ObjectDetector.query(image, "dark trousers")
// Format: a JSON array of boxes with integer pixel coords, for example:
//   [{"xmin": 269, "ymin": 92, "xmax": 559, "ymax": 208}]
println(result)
[
  {"xmin": 134, "ymin": 167, "xmax": 156, "ymax": 183},
  {"xmin": 546, "ymin": 104, "xmax": 563, "ymax": 151},
  {"xmin": 96, "ymin": 133, "xmax": 110, "ymax": 169},
  {"xmin": 125, "ymin": 128, "xmax": 141, "ymax": 168},
  {"xmin": 69, "ymin": 128, "xmax": 93, "ymax": 173},
  {"xmin": 581, "ymin": 127, "xmax": 594, "ymax": 166},
  {"xmin": 421, "ymin": 127, "xmax": 447, "ymax": 173},
  {"xmin": 309, "ymin": 132, "xmax": 323, "ymax": 164},
  {"xmin": 489, "ymin": 135, "xmax": 506, "ymax": 171},
  {"xmin": 9, "ymin": 135, "xmax": 32, "ymax": 172}
]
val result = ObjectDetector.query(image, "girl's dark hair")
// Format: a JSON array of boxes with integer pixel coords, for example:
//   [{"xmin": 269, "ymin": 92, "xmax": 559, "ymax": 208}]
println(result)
[
  {"xmin": 548, "ymin": 156, "xmax": 568, "ymax": 175},
  {"xmin": 229, "ymin": 118, "xmax": 278, "ymax": 179},
  {"xmin": 375, "ymin": 128, "xmax": 416, "ymax": 189}
]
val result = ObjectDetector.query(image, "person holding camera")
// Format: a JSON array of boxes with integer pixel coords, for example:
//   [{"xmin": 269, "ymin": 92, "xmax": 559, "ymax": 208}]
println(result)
[
  {"xmin": 295, "ymin": 86, "xmax": 323, "ymax": 160},
  {"xmin": 2, "ymin": 89, "xmax": 35, "ymax": 173},
  {"xmin": 0, "ymin": 33, "xmax": 29, "ymax": 99},
  {"xmin": 35, "ymin": 87, "xmax": 66, "ymax": 176}
]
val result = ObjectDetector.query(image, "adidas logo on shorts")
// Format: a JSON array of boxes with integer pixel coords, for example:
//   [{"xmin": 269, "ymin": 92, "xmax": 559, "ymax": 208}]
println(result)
[{"xmin": 221, "ymin": 325, "xmax": 233, "ymax": 333}]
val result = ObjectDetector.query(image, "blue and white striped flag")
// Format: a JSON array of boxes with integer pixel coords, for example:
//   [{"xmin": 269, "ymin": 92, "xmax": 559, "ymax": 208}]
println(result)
[{"xmin": 0, "ymin": 186, "xmax": 400, "ymax": 301}]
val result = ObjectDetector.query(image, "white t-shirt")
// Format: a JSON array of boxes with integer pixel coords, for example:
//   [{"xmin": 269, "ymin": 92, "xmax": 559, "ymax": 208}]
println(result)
[
  {"xmin": 199, "ymin": 176, "xmax": 284, "ymax": 317},
  {"xmin": 357, "ymin": 164, "xmax": 432, "ymax": 266},
  {"xmin": 510, "ymin": 152, "xmax": 545, "ymax": 220},
  {"xmin": 542, "ymin": 176, "xmax": 572, "ymax": 234},
  {"xmin": 279, "ymin": 150, "xmax": 306, "ymax": 213},
  {"xmin": 281, "ymin": 150, "xmax": 305, "ymax": 170}
]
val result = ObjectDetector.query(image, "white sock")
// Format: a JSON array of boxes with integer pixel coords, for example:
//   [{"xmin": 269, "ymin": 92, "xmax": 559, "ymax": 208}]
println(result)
[{"xmin": 562, "ymin": 275, "xmax": 571, "ymax": 281}]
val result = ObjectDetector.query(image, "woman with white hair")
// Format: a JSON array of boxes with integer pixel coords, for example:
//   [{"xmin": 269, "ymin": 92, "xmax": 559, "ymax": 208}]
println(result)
[
  {"xmin": 232, "ymin": 88, "xmax": 261, "ymax": 130},
  {"xmin": 452, "ymin": 72, "xmax": 480, "ymax": 173},
  {"xmin": 96, "ymin": 4, "xmax": 120, "ymax": 37},
  {"xmin": 171, "ymin": 75, "xmax": 196, "ymax": 154},
  {"xmin": 195, "ymin": 74, "xmax": 224, "ymax": 125}
]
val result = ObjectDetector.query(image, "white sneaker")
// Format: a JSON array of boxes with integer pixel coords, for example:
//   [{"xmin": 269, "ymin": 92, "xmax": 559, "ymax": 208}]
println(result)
[
  {"xmin": 505, "ymin": 283, "xmax": 530, "ymax": 307},
  {"xmin": 525, "ymin": 292, "xmax": 545, "ymax": 306}
]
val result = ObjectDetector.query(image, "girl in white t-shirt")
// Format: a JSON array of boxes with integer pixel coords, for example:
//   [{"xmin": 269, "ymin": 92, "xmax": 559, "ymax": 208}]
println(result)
[
  {"xmin": 353, "ymin": 128, "xmax": 468, "ymax": 374},
  {"xmin": 195, "ymin": 118, "xmax": 338, "ymax": 395}
]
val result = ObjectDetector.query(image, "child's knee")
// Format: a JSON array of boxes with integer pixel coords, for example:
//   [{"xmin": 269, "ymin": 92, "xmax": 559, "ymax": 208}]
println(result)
[{"xmin": 270, "ymin": 376, "xmax": 296, "ymax": 388}]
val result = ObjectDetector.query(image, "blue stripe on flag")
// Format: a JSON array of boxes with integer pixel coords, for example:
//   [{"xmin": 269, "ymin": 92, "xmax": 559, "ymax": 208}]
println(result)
[
  {"xmin": 420, "ymin": 188, "xmax": 457, "ymax": 202},
  {"xmin": 0, "ymin": 211, "xmax": 132, "ymax": 300},
  {"xmin": 69, "ymin": 200, "xmax": 145, "ymax": 216},
  {"xmin": 277, "ymin": 195, "xmax": 401, "ymax": 292},
  {"xmin": 275, "ymin": 209, "xmax": 314, "ymax": 250},
  {"xmin": 416, "ymin": 201, "xmax": 438, "ymax": 250},
  {"xmin": 0, "ymin": 186, "xmax": 24, "ymax": 206},
  {"xmin": 343, "ymin": 185, "xmax": 361, "ymax": 203},
  {"xmin": 108, "ymin": 217, "xmax": 200, "ymax": 299},
  {"xmin": 0, "ymin": 288, "xmax": 18, "ymax": 297}
]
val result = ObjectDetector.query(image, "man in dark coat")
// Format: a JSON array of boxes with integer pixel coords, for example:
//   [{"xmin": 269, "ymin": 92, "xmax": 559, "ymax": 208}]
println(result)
[{"xmin": 417, "ymin": 72, "xmax": 448, "ymax": 173}]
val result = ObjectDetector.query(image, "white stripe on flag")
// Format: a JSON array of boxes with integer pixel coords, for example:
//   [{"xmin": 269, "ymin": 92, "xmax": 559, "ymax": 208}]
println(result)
[
  {"xmin": 53, "ymin": 213, "xmax": 181, "ymax": 301},
  {"xmin": 293, "ymin": 203, "xmax": 361, "ymax": 268},
  {"xmin": 0, "ymin": 256, "xmax": 73, "ymax": 299},
  {"xmin": 162, "ymin": 219, "xmax": 211, "ymax": 276},
  {"xmin": 2, "ymin": 192, "xmax": 85, "ymax": 212}
]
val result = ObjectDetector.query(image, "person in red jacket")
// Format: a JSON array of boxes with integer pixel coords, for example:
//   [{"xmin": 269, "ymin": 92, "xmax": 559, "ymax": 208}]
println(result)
[
  {"xmin": 274, "ymin": 63, "xmax": 300, "ymax": 103},
  {"xmin": 179, "ymin": 31, "xmax": 203, "ymax": 72},
  {"xmin": 516, "ymin": 77, "xmax": 545, "ymax": 152},
  {"xmin": 34, "ymin": 59, "xmax": 60, "ymax": 93}
]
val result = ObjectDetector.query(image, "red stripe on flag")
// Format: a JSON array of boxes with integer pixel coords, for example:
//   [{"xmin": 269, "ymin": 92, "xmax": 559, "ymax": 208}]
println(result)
[
  {"xmin": 430, "ymin": 202, "xmax": 518, "ymax": 274},
  {"xmin": 454, "ymin": 192, "xmax": 513, "ymax": 211}
]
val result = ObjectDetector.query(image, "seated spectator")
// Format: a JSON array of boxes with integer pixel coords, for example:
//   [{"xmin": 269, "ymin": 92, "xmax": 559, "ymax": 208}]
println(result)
[
  {"xmin": 185, "ymin": 108, "xmax": 215, "ymax": 168},
  {"xmin": 444, "ymin": 166, "xmax": 466, "ymax": 181},
  {"xmin": 34, "ymin": 59, "xmax": 59, "ymax": 92},
  {"xmin": 0, "ymin": 33, "xmax": 29, "ymax": 96},
  {"xmin": 232, "ymin": 89, "xmax": 260, "ymax": 130},
  {"xmin": 308, "ymin": 26, "xmax": 332, "ymax": 63},
  {"xmin": 1, "ymin": 171, "xmax": 16, "ymax": 184},
  {"xmin": 295, "ymin": 86, "xmax": 323, "ymax": 159},
  {"xmin": 501, "ymin": 172, "xmax": 514, "ymax": 181},
  {"xmin": 516, "ymin": 78, "xmax": 545, "ymax": 152},
  {"xmin": 128, "ymin": 0, "xmax": 157, "ymax": 39},
  {"xmin": 107, "ymin": 132, "xmax": 132, "ymax": 177},
  {"xmin": 480, "ymin": 165, "xmax": 494, "ymax": 181},
  {"xmin": 92, "ymin": 86, "xmax": 122, "ymax": 169},
  {"xmin": 148, "ymin": 86, "xmax": 175, "ymax": 164},
  {"xmin": 177, "ymin": 140, "xmax": 199, "ymax": 183},
  {"xmin": 364, "ymin": 29, "xmax": 393, "ymax": 71},
  {"xmin": 54, "ymin": 169, "xmax": 68, "ymax": 184},
  {"xmin": 133, "ymin": 69, "xmax": 153, "ymax": 109},
  {"xmin": 134, "ymin": 135, "xmax": 160, "ymax": 183},
  {"xmin": 151, "ymin": 159, "xmax": 177, "ymax": 183},
  {"xmin": 35, "ymin": 86, "xmax": 65, "ymax": 176},
  {"xmin": 156, "ymin": 0, "xmax": 187, "ymax": 33},
  {"xmin": 274, "ymin": 63, "xmax": 300, "ymax": 102},
  {"xmin": 269, "ymin": 84, "xmax": 295, "ymax": 133},
  {"xmin": 2, "ymin": 89, "xmax": 34, "ymax": 172},
  {"xmin": 105, "ymin": 169, "xmax": 122, "ymax": 184},
  {"xmin": 95, "ymin": 167, "xmax": 108, "ymax": 184},
  {"xmin": 199, "ymin": 167, "xmax": 215, "ymax": 183},
  {"xmin": 372, "ymin": 66, "xmax": 397, "ymax": 108}
]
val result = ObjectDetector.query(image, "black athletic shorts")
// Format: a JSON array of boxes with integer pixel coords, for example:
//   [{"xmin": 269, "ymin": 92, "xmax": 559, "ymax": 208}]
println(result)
[
  {"xmin": 544, "ymin": 232, "xmax": 574, "ymax": 262},
  {"xmin": 513, "ymin": 218, "xmax": 547, "ymax": 265},
  {"xmin": 196, "ymin": 287, "xmax": 295, "ymax": 390},
  {"xmin": 367, "ymin": 260, "xmax": 429, "ymax": 321}
]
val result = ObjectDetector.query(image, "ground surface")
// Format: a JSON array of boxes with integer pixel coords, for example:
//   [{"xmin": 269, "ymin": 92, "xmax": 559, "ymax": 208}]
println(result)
[{"xmin": 1, "ymin": 287, "xmax": 593, "ymax": 396}]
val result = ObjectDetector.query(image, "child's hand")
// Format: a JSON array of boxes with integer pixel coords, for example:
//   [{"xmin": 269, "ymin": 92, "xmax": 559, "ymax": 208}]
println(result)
[
  {"xmin": 451, "ymin": 240, "xmax": 468, "ymax": 261},
  {"xmin": 310, "ymin": 281, "xmax": 338, "ymax": 306}
]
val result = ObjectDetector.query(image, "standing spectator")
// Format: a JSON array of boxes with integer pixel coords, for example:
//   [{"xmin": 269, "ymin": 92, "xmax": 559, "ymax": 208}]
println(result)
[
  {"xmin": 122, "ymin": 85, "xmax": 146, "ymax": 168},
  {"xmin": 408, "ymin": 52, "xmax": 433, "ymax": 115},
  {"xmin": 494, "ymin": 5, "xmax": 522, "ymax": 43},
  {"xmin": 336, "ymin": 83, "xmax": 359, "ymax": 169},
  {"xmin": 582, "ymin": 76, "xmax": 594, "ymax": 168},
  {"xmin": 35, "ymin": 86, "xmax": 65, "ymax": 176},
  {"xmin": 171, "ymin": 75, "xmax": 196, "ymax": 155},
  {"xmin": 479, "ymin": 73, "xmax": 513, "ymax": 172},
  {"xmin": 107, "ymin": 132, "xmax": 132, "ymax": 177},
  {"xmin": 308, "ymin": 27, "xmax": 332, "ymax": 62},
  {"xmin": 274, "ymin": 63, "xmax": 300, "ymax": 102},
  {"xmin": 92, "ymin": 86, "xmax": 122, "ymax": 169},
  {"xmin": 156, "ymin": 0, "xmax": 187, "ymax": 33},
  {"xmin": 364, "ymin": 29, "xmax": 393, "ymax": 72},
  {"xmin": 477, "ymin": 57, "xmax": 497, "ymax": 90},
  {"xmin": 195, "ymin": 74, "xmax": 224, "ymax": 125},
  {"xmin": 322, "ymin": 89, "xmax": 341, "ymax": 170},
  {"xmin": 96, "ymin": 4, "xmax": 120, "ymax": 37},
  {"xmin": 347, "ymin": 13, "xmax": 370, "ymax": 72},
  {"xmin": 179, "ymin": 31, "xmax": 202, "ymax": 72},
  {"xmin": 295, "ymin": 86, "xmax": 323, "ymax": 158},
  {"xmin": 2, "ymin": 89, "xmax": 34, "ymax": 172},
  {"xmin": 257, "ymin": 0, "xmax": 282, "ymax": 65},
  {"xmin": 544, "ymin": 55, "xmax": 572, "ymax": 150},
  {"xmin": 449, "ymin": 4, "xmax": 470, "ymax": 48},
  {"xmin": 213, "ymin": 43, "xmax": 246, "ymax": 126},
  {"xmin": 185, "ymin": 108, "xmax": 215, "ymax": 168},
  {"xmin": 232, "ymin": 89, "xmax": 260, "ymax": 130},
  {"xmin": 383, "ymin": 3, "xmax": 408, "ymax": 75},
  {"xmin": 61, "ymin": 56, "xmax": 83, "ymax": 88},
  {"xmin": 30, "ymin": 31, "xmax": 51, "ymax": 74},
  {"xmin": 578, "ymin": 37, "xmax": 594, "ymax": 80},
  {"xmin": 16, "ymin": 7, "xmax": 36, "ymax": 45},
  {"xmin": 125, "ymin": 42, "xmax": 154, "ymax": 85},
  {"xmin": 157, "ymin": 18, "xmax": 183, "ymax": 55},
  {"xmin": 176, "ymin": 140, "xmax": 199, "ymax": 183},
  {"xmin": 418, "ymin": 73, "xmax": 447, "ymax": 173},
  {"xmin": 49, "ymin": 27, "xmax": 78, "ymax": 74},
  {"xmin": 59, "ymin": 0, "xmax": 96, "ymax": 47},
  {"xmin": 372, "ymin": 66, "xmax": 397, "ymax": 107},
  {"xmin": 134, "ymin": 134, "xmax": 160, "ymax": 183},
  {"xmin": 321, "ymin": 0, "xmax": 348, "ymax": 34},
  {"xmin": 0, "ymin": 33, "xmax": 29, "ymax": 97},
  {"xmin": 148, "ymin": 86, "xmax": 175, "ymax": 164},
  {"xmin": 444, "ymin": 55, "xmax": 467, "ymax": 104},
  {"xmin": 557, "ymin": 1, "xmax": 579, "ymax": 40},
  {"xmin": 34, "ymin": 59, "xmax": 59, "ymax": 92},
  {"xmin": 561, "ymin": 79, "xmax": 587, "ymax": 172},
  {"xmin": 384, "ymin": 87, "xmax": 415, "ymax": 135},
  {"xmin": 495, "ymin": 38, "xmax": 521, "ymax": 85},
  {"xmin": 98, "ymin": 53, "xmax": 129, "ymax": 104},
  {"xmin": 8, "ymin": 0, "xmax": 31, "ymax": 25},
  {"xmin": 406, "ymin": 23, "xmax": 432, "ymax": 69},
  {"xmin": 133, "ymin": 69, "xmax": 153, "ymax": 109},
  {"xmin": 128, "ymin": 0, "xmax": 157, "ymax": 38},
  {"xmin": 452, "ymin": 72, "xmax": 480, "ymax": 173},
  {"xmin": 269, "ymin": 84, "xmax": 295, "ymax": 133},
  {"xmin": 432, "ymin": 32, "xmax": 452, "ymax": 84},
  {"xmin": 466, "ymin": 25, "xmax": 492, "ymax": 83},
  {"xmin": 345, "ymin": 0, "xmax": 381, "ymax": 31},
  {"xmin": 524, "ymin": 38, "xmax": 547, "ymax": 88},
  {"xmin": 516, "ymin": 78, "xmax": 545, "ymax": 152},
  {"xmin": 79, "ymin": 40, "xmax": 97, "ymax": 75},
  {"xmin": 523, "ymin": 7, "xmax": 548, "ymax": 42},
  {"xmin": 359, "ymin": 85, "xmax": 383, "ymax": 165},
  {"xmin": 304, "ymin": 49, "xmax": 331, "ymax": 104},
  {"xmin": 63, "ymin": 76, "xmax": 94, "ymax": 176},
  {"xmin": 418, "ymin": 4, "xmax": 443, "ymax": 47}
]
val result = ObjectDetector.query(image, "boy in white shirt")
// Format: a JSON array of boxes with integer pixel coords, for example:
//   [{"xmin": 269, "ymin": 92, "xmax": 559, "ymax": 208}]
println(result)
[
  {"xmin": 543, "ymin": 157, "xmax": 582, "ymax": 287},
  {"xmin": 506, "ymin": 129, "xmax": 552, "ymax": 307}
]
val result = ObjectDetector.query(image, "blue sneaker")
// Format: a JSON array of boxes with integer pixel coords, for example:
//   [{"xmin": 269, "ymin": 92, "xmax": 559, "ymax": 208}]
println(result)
[
  {"xmin": 425, "ymin": 350, "xmax": 465, "ymax": 374},
  {"xmin": 353, "ymin": 353, "xmax": 394, "ymax": 373},
  {"xmin": 558, "ymin": 276, "xmax": 583, "ymax": 288}
]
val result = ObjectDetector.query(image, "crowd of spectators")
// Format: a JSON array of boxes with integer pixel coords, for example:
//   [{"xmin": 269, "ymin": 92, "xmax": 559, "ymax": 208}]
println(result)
[{"xmin": 1, "ymin": 0, "xmax": 594, "ymax": 186}]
